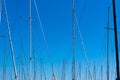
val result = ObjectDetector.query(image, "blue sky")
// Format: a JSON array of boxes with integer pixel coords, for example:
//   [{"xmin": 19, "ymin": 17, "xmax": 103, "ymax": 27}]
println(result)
[{"xmin": 0, "ymin": 0, "xmax": 120, "ymax": 80}]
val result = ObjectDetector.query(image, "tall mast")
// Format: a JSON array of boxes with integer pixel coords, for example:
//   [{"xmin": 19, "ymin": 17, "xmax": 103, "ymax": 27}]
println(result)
[
  {"xmin": 112, "ymin": 0, "xmax": 120, "ymax": 79},
  {"xmin": 33, "ymin": 49, "xmax": 36, "ymax": 80},
  {"xmin": 86, "ymin": 68, "xmax": 88, "ymax": 80},
  {"xmin": 106, "ymin": 7, "xmax": 110, "ymax": 80},
  {"xmin": 3, "ymin": 0, "xmax": 18, "ymax": 80},
  {"xmin": 72, "ymin": 0, "xmax": 75, "ymax": 80},
  {"xmin": 21, "ymin": 38, "xmax": 24, "ymax": 80},
  {"xmin": 79, "ymin": 62, "xmax": 81, "ymax": 80},
  {"xmin": 2, "ymin": 45, "xmax": 6, "ymax": 80},
  {"xmin": 52, "ymin": 64, "xmax": 56, "ymax": 80},
  {"xmin": 93, "ymin": 62, "xmax": 96, "ymax": 80},
  {"xmin": 58, "ymin": 62, "xmax": 60, "ymax": 80},
  {"xmin": 61, "ymin": 59, "xmax": 65, "ymax": 80},
  {"xmin": 40, "ymin": 59, "xmax": 42, "ymax": 80},
  {"xmin": 43, "ymin": 63, "xmax": 47, "ymax": 80},
  {"xmin": 29, "ymin": 0, "xmax": 32, "ymax": 80},
  {"xmin": 101, "ymin": 65, "xmax": 103, "ymax": 80}
]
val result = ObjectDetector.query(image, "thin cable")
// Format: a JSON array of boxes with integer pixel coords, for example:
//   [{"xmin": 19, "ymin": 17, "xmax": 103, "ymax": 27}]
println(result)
[
  {"xmin": 74, "ymin": 14, "xmax": 92, "ymax": 80},
  {"xmin": 29, "ymin": 0, "xmax": 32, "ymax": 80},
  {"xmin": 33, "ymin": 0, "xmax": 51, "ymax": 62},
  {"xmin": 3, "ymin": 0, "xmax": 18, "ymax": 80}
]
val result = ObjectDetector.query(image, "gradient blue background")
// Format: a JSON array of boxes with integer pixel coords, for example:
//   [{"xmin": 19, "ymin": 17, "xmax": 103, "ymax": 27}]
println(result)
[{"xmin": 0, "ymin": 0, "xmax": 120, "ymax": 80}]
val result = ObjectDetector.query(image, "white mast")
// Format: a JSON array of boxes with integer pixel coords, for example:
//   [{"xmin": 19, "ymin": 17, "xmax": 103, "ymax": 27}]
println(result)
[
  {"xmin": 72, "ymin": 0, "xmax": 75, "ymax": 80},
  {"xmin": 29, "ymin": 0, "xmax": 32, "ymax": 80},
  {"xmin": 3, "ymin": 0, "xmax": 18, "ymax": 80}
]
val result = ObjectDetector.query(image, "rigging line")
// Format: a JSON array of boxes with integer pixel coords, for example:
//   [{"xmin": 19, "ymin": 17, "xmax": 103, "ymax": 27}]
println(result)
[
  {"xmin": 74, "ymin": 14, "xmax": 92, "ymax": 80},
  {"xmin": 33, "ymin": 0, "xmax": 51, "ymax": 62},
  {"xmin": 3, "ymin": 0, "xmax": 18, "ymax": 80}
]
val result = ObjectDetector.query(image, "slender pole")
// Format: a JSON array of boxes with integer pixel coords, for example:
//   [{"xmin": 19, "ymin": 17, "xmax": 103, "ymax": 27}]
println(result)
[
  {"xmin": 58, "ymin": 62, "xmax": 60, "ymax": 80},
  {"xmin": 106, "ymin": 7, "xmax": 110, "ymax": 80},
  {"xmin": 101, "ymin": 65, "xmax": 103, "ymax": 80},
  {"xmin": 2, "ymin": 44, "xmax": 6, "ymax": 80},
  {"xmin": 94, "ymin": 62, "xmax": 96, "ymax": 80},
  {"xmin": 112, "ymin": 0, "xmax": 120, "ymax": 79},
  {"xmin": 33, "ymin": 49, "xmax": 36, "ymax": 80},
  {"xmin": 43, "ymin": 64, "xmax": 47, "ymax": 80},
  {"xmin": 86, "ymin": 68, "xmax": 88, "ymax": 80},
  {"xmin": 52, "ymin": 63, "xmax": 54, "ymax": 76},
  {"xmin": 79, "ymin": 62, "xmax": 81, "ymax": 80},
  {"xmin": 72, "ymin": 0, "xmax": 75, "ymax": 80},
  {"xmin": 21, "ymin": 38, "xmax": 24, "ymax": 80},
  {"xmin": 29, "ymin": 0, "xmax": 32, "ymax": 80},
  {"xmin": 62, "ymin": 59, "xmax": 65, "ymax": 80},
  {"xmin": 52, "ymin": 64, "xmax": 56, "ymax": 80},
  {"xmin": 3, "ymin": 0, "xmax": 18, "ymax": 80},
  {"xmin": 40, "ymin": 59, "xmax": 42, "ymax": 80}
]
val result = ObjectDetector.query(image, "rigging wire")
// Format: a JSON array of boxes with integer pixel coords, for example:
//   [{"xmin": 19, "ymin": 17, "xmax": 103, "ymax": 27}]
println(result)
[
  {"xmin": 74, "ymin": 14, "xmax": 92, "ymax": 80},
  {"xmin": 3, "ymin": 0, "xmax": 18, "ymax": 80},
  {"xmin": 33, "ymin": 0, "xmax": 51, "ymax": 62}
]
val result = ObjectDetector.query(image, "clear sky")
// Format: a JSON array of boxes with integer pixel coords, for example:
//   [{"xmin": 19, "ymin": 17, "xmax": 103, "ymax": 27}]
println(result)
[{"xmin": 0, "ymin": 0, "xmax": 120, "ymax": 80}]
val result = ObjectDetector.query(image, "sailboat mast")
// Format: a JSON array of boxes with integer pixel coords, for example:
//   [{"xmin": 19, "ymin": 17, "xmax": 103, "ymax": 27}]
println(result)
[
  {"xmin": 101, "ymin": 65, "xmax": 103, "ymax": 80},
  {"xmin": 93, "ymin": 62, "xmax": 96, "ymax": 80},
  {"xmin": 61, "ymin": 59, "xmax": 65, "ymax": 80},
  {"xmin": 3, "ymin": 0, "xmax": 18, "ymax": 80},
  {"xmin": 52, "ymin": 63, "xmax": 56, "ymax": 80},
  {"xmin": 112, "ymin": 0, "xmax": 120, "ymax": 79},
  {"xmin": 40, "ymin": 59, "xmax": 42, "ymax": 80},
  {"xmin": 86, "ymin": 68, "xmax": 88, "ymax": 80},
  {"xmin": 21, "ymin": 38, "xmax": 24, "ymax": 80},
  {"xmin": 106, "ymin": 7, "xmax": 110, "ymax": 80},
  {"xmin": 2, "ymin": 45, "xmax": 6, "ymax": 80},
  {"xmin": 72, "ymin": 0, "xmax": 75, "ymax": 80},
  {"xmin": 29, "ymin": 0, "xmax": 32, "ymax": 80},
  {"xmin": 79, "ymin": 62, "xmax": 81, "ymax": 80},
  {"xmin": 33, "ymin": 49, "xmax": 36, "ymax": 80}
]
